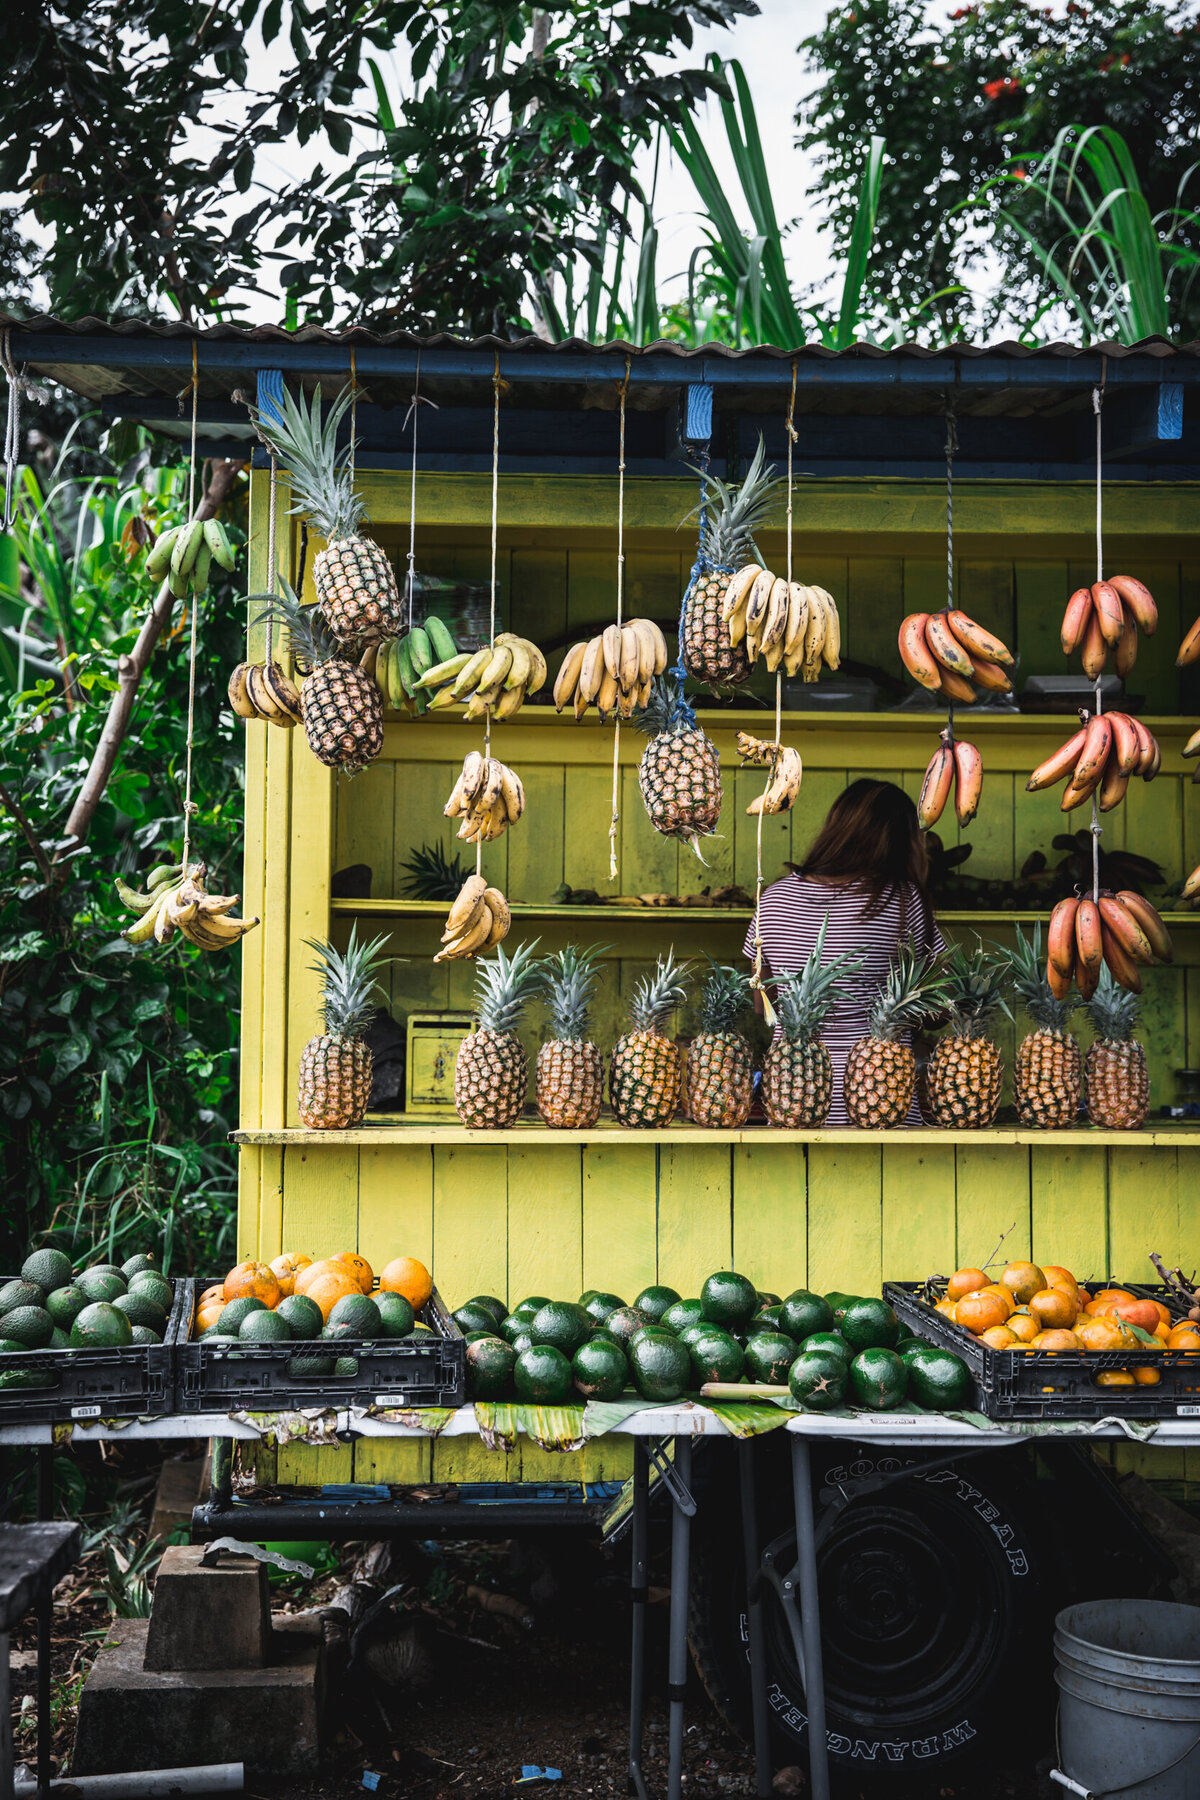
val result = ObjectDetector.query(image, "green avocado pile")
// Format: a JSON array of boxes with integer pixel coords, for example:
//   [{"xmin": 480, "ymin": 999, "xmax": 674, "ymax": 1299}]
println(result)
[
  {"xmin": 198, "ymin": 1286, "xmax": 430, "ymax": 1381},
  {"xmin": 0, "ymin": 1248, "xmax": 174, "ymax": 1390},
  {"xmin": 455, "ymin": 1275, "xmax": 971, "ymax": 1412}
]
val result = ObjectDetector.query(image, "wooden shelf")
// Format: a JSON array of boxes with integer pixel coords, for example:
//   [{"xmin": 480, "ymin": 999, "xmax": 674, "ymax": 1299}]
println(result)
[
  {"xmin": 234, "ymin": 1119, "xmax": 1200, "ymax": 1148},
  {"xmin": 403, "ymin": 705, "xmax": 1199, "ymax": 735},
  {"xmin": 331, "ymin": 899, "xmax": 1200, "ymax": 927}
]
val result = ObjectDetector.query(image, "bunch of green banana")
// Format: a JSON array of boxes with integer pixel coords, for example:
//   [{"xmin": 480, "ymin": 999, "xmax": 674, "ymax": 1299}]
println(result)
[
  {"xmin": 117, "ymin": 862, "xmax": 259, "ymax": 951},
  {"xmin": 227, "ymin": 660, "xmax": 303, "ymax": 727},
  {"xmin": 374, "ymin": 618, "xmax": 461, "ymax": 715},
  {"xmin": 413, "ymin": 632, "xmax": 547, "ymax": 720},
  {"xmin": 144, "ymin": 518, "xmax": 238, "ymax": 600}
]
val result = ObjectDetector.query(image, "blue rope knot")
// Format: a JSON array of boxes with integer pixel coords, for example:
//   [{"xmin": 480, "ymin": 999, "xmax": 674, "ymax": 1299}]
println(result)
[{"xmin": 671, "ymin": 454, "xmax": 730, "ymax": 696}]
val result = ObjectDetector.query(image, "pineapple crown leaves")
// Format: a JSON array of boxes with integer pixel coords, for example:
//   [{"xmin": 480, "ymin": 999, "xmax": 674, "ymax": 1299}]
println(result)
[
  {"xmin": 472, "ymin": 939, "xmax": 543, "ymax": 1036},
  {"xmin": 1087, "ymin": 963, "xmax": 1142, "ymax": 1041},
  {"xmin": 634, "ymin": 676, "xmax": 702, "ymax": 740},
  {"xmin": 694, "ymin": 959, "xmax": 753, "ymax": 1035},
  {"xmin": 250, "ymin": 382, "xmax": 365, "ymax": 543},
  {"xmin": 538, "ymin": 943, "xmax": 609, "ymax": 1043},
  {"xmin": 628, "ymin": 950, "xmax": 691, "ymax": 1035},
  {"xmin": 252, "ymin": 576, "xmax": 341, "ymax": 668},
  {"xmin": 998, "ymin": 924, "xmax": 1076, "ymax": 1033},
  {"xmin": 772, "ymin": 915, "xmax": 865, "ymax": 1045},
  {"xmin": 398, "ymin": 841, "xmax": 469, "ymax": 901},
  {"xmin": 936, "ymin": 941, "xmax": 1013, "ymax": 1040},
  {"xmin": 868, "ymin": 941, "xmax": 951, "ymax": 1041},
  {"xmin": 303, "ymin": 925, "xmax": 393, "ymax": 1041},
  {"xmin": 682, "ymin": 437, "xmax": 784, "ymax": 571}
]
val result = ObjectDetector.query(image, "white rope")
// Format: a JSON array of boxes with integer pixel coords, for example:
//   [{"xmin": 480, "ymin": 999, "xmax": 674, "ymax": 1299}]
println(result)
[
  {"xmin": 608, "ymin": 359, "xmax": 631, "ymax": 882},
  {"xmin": 480, "ymin": 356, "xmax": 504, "ymax": 876},
  {"xmin": 1090, "ymin": 368, "xmax": 1106, "ymax": 903},
  {"xmin": 406, "ymin": 347, "xmax": 422, "ymax": 630},
  {"xmin": 264, "ymin": 452, "xmax": 278, "ymax": 663},
  {"xmin": 181, "ymin": 342, "xmax": 201, "ymax": 876}
]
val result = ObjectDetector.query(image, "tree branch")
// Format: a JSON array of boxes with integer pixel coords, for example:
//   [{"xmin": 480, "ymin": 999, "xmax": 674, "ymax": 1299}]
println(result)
[
  {"xmin": 0, "ymin": 776, "xmax": 56, "ymax": 887},
  {"xmin": 62, "ymin": 456, "xmax": 245, "ymax": 848}
]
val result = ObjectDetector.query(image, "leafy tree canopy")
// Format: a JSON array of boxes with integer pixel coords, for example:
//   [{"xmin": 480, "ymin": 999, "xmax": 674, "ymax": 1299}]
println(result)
[
  {"xmin": 798, "ymin": 0, "xmax": 1200, "ymax": 334},
  {"xmin": 3, "ymin": 0, "xmax": 756, "ymax": 333}
]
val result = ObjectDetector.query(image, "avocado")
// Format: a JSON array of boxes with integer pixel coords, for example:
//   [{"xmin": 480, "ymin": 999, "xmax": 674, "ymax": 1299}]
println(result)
[
  {"xmin": 467, "ymin": 1337, "xmax": 517, "ymax": 1400},
  {"xmin": 217, "ymin": 1296, "xmax": 266, "ymax": 1336},
  {"xmin": 240, "ymin": 1310, "xmax": 292, "ymax": 1342},
  {"xmin": 0, "ymin": 1338, "xmax": 25, "ymax": 1352},
  {"xmin": 511, "ymin": 1330, "xmax": 535, "ymax": 1355},
  {"xmin": 529, "ymin": 1301, "xmax": 592, "ymax": 1357},
  {"xmin": 0, "ymin": 1281, "xmax": 44, "ymax": 1317},
  {"xmin": 513, "ymin": 1295, "xmax": 551, "ymax": 1317},
  {"xmin": 70, "ymin": 1302, "xmax": 133, "ymax": 1349},
  {"xmin": 582, "ymin": 1291, "xmax": 626, "ymax": 1325},
  {"xmin": 466, "ymin": 1294, "xmax": 508, "ymax": 1327},
  {"xmin": 678, "ymin": 1323, "xmax": 710, "ymax": 1350},
  {"xmin": 285, "ymin": 1353, "xmax": 336, "ymax": 1378},
  {"xmin": 129, "ymin": 1325, "xmax": 160, "ymax": 1345},
  {"xmin": 2, "ymin": 1306, "xmax": 55, "ymax": 1349},
  {"xmin": 688, "ymin": 1328, "xmax": 744, "ymax": 1384},
  {"xmin": 76, "ymin": 1269, "xmax": 126, "ymax": 1305},
  {"xmin": 498, "ymin": 1312, "xmax": 531, "ymax": 1345},
  {"xmin": 628, "ymin": 1325, "xmax": 676, "ymax": 1354},
  {"xmin": 49, "ymin": 1327, "xmax": 72, "ymax": 1348},
  {"xmin": 21, "ymin": 1248, "xmax": 73, "ymax": 1293},
  {"xmin": 604, "ymin": 1306, "xmax": 650, "ymax": 1349},
  {"xmin": 633, "ymin": 1285, "xmax": 682, "ymax": 1323},
  {"xmin": 332, "ymin": 1357, "xmax": 359, "ymax": 1377},
  {"xmin": 326, "ymin": 1293, "xmax": 381, "ymax": 1339},
  {"xmin": 588, "ymin": 1327, "xmax": 624, "ymax": 1350},
  {"xmin": 127, "ymin": 1273, "xmax": 173, "ymax": 1313},
  {"xmin": 454, "ymin": 1301, "xmax": 503, "ymax": 1336},
  {"xmin": 662, "ymin": 1299, "xmax": 705, "ymax": 1336},
  {"xmin": 514, "ymin": 1344, "xmax": 574, "ymax": 1404},
  {"xmin": 744, "ymin": 1331, "xmax": 798, "ymax": 1384},
  {"xmin": 756, "ymin": 1291, "xmax": 782, "ymax": 1307},
  {"xmin": 572, "ymin": 1338, "xmax": 628, "ymax": 1402},
  {"xmin": 849, "ymin": 1347, "xmax": 908, "ymax": 1410},
  {"xmin": 903, "ymin": 1344, "xmax": 971, "ymax": 1411},
  {"xmin": 121, "ymin": 1253, "xmax": 159, "ymax": 1280},
  {"xmin": 0, "ymin": 1369, "xmax": 55, "ymax": 1391},
  {"xmin": 115, "ymin": 1291, "xmax": 166, "ymax": 1332},
  {"xmin": 788, "ymin": 1348, "xmax": 847, "ymax": 1410},
  {"xmin": 46, "ymin": 1286, "xmax": 88, "ymax": 1329},
  {"xmin": 277, "ymin": 1294, "xmax": 323, "ymax": 1339},
  {"xmin": 755, "ymin": 1304, "xmax": 784, "ymax": 1331},
  {"xmin": 629, "ymin": 1333, "xmax": 691, "ymax": 1402},
  {"xmin": 375, "ymin": 1292, "xmax": 416, "ymax": 1338},
  {"xmin": 781, "ymin": 1289, "xmax": 835, "ymax": 1343},
  {"xmin": 803, "ymin": 1331, "xmax": 852, "ymax": 1364},
  {"xmin": 700, "ymin": 1271, "xmax": 758, "ymax": 1329},
  {"xmin": 840, "ymin": 1297, "xmax": 900, "ymax": 1353},
  {"xmin": 823, "ymin": 1292, "xmax": 862, "ymax": 1328}
]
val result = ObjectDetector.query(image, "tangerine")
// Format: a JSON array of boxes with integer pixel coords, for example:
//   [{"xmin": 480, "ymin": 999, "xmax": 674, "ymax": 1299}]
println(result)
[
  {"xmin": 1041, "ymin": 1265, "xmax": 1078, "ymax": 1290},
  {"xmin": 196, "ymin": 1302, "xmax": 224, "ymax": 1334},
  {"xmin": 199, "ymin": 1284, "xmax": 224, "ymax": 1309},
  {"xmin": 379, "ymin": 1256, "xmax": 434, "ymax": 1311},
  {"xmin": 1091, "ymin": 1288, "xmax": 1136, "ymax": 1312},
  {"xmin": 979, "ymin": 1283, "xmax": 1016, "ymax": 1318},
  {"xmin": 1000, "ymin": 1262, "xmax": 1046, "ymax": 1306},
  {"xmin": 299, "ymin": 1267, "xmax": 362, "ymax": 1322},
  {"xmin": 222, "ymin": 1260, "xmax": 281, "ymax": 1309},
  {"xmin": 1076, "ymin": 1317, "xmax": 1129, "ymax": 1352},
  {"xmin": 947, "ymin": 1267, "xmax": 988, "ymax": 1302},
  {"xmin": 979, "ymin": 1325, "xmax": 1019, "ymax": 1351},
  {"xmin": 332, "ymin": 1251, "xmax": 374, "ymax": 1295},
  {"xmin": 1029, "ymin": 1287, "xmax": 1077, "ymax": 1331},
  {"xmin": 269, "ymin": 1252, "xmax": 312, "ymax": 1297},
  {"xmin": 935, "ymin": 1298, "xmax": 957, "ymax": 1318},
  {"xmin": 1030, "ymin": 1328, "xmax": 1082, "ymax": 1352},
  {"xmin": 953, "ymin": 1291, "xmax": 1010, "ymax": 1335},
  {"xmin": 1095, "ymin": 1369, "xmax": 1135, "ymax": 1387},
  {"xmin": 1006, "ymin": 1312, "xmax": 1040, "ymax": 1345},
  {"xmin": 1168, "ymin": 1325, "xmax": 1200, "ymax": 1351},
  {"xmin": 1133, "ymin": 1366, "xmax": 1162, "ymax": 1385},
  {"xmin": 1110, "ymin": 1299, "xmax": 1163, "ymax": 1333}
]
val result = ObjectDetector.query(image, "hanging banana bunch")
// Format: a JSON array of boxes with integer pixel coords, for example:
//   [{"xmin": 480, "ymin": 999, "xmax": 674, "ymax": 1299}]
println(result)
[
  {"xmin": 444, "ymin": 752, "xmax": 524, "ymax": 844},
  {"xmin": 227, "ymin": 660, "xmax": 302, "ymax": 727},
  {"xmin": 737, "ymin": 731, "xmax": 803, "ymax": 815},
  {"xmin": 116, "ymin": 862, "xmax": 259, "ymax": 951},
  {"xmin": 144, "ymin": 519, "xmax": 238, "ymax": 600}
]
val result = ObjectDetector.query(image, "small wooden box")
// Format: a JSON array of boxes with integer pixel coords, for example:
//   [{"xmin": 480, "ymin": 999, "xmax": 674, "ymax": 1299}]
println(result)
[{"xmin": 404, "ymin": 1012, "xmax": 473, "ymax": 1116}]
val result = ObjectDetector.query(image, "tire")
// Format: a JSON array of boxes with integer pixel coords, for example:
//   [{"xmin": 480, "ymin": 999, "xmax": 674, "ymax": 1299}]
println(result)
[{"xmin": 688, "ymin": 1440, "xmax": 1046, "ymax": 1787}]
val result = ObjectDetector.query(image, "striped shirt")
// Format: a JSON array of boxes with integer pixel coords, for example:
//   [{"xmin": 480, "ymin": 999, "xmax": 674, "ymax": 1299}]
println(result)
[{"xmin": 743, "ymin": 875, "xmax": 946, "ymax": 1127}]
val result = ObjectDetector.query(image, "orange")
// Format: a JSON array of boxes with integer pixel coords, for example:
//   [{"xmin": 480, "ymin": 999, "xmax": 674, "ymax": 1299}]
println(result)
[
  {"xmin": 331, "ymin": 1251, "xmax": 374, "ymax": 1296},
  {"xmin": 196, "ymin": 1302, "xmax": 224, "ymax": 1334},
  {"xmin": 1041, "ymin": 1265, "xmax": 1077, "ymax": 1290},
  {"xmin": 1155, "ymin": 1321, "xmax": 1172, "ymax": 1344},
  {"xmin": 979, "ymin": 1284, "xmax": 1015, "ymax": 1318},
  {"xmin": 1076, "ymin": 1317, "xmax": 1129, "ymax": 1352},
  {"xmin": 1029, "ymin": 1287, "xmax": 1077, "ymax": 1331},
  {"xmin": 1030, "ymin": 1329, "xmax": 1082, "ymax": 1352},
  {"xmin": 947, "ymin": 1267, "xmax": 989, "ymax": 1303},
  {"xmin": 1094, "ymin": 1369, "xmax": 1135, "ymax": 1387},
  {"xmin": 199, "ymin": 1284, "xmax": 224, "ymax": 1309},
  {"xmin": 1168, "ymin": 1325, "xmax": 1200, "ymax": 1351},
  {"xmin": 935, "ymin": 1298, "xmax": 957, "ymax": 1318},
  {"xmin": 979, "ymin": 1325, "xmax": 1018, "ymax": 1351},
  {"xmin": 1006, "ymin": 1312, "xmax": 1039, "ymax": 1345},
  {"xmin": 1133, "ymin": 1366, "xmax": 1162, "ymax": 1385},
  {"xmin": 1109, "ymin": 1299, "xmax": 1163, "ymax": 1333},
  {"xmin": 269, "ymin": 1252, "xmax": 312, "ymax": 1298},
  {"xmin": 379, "ymin": 1256, "xmax": 433, "ymax": 1311},
  {"xmin": 1000, "ymin": 1262, "xmax": 1046, "ymax": 1306},
  {"xmin": 953, "ymin": 1291, "xmax": 1010, "ymax": 1336},
  {"xmin": 222, "ymin": 1260, "xmax": 281, "ymax": 1309},
  {"xmin": 295, "ymin": 1258, "xmax": 351, "ymax": 1297},
  {"xmin": 300, "ymin": 1266, "xmax": 362, "ymax": 1322},
  {"xmin": 1091, "ymin": 1288, "xmax": 1136, "ymax": 1312},
  {"xmin": 1076, "ymin": 1287, "xmax": 1093, "ymax": 1308}
]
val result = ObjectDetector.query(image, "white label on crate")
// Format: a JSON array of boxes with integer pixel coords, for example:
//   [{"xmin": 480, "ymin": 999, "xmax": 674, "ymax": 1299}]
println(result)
[
  {"xmin": 71, "ymin": 1404, "xmax": 102, "ymax": 1419},
  {"xmin": 375, "ymin": 1394, "xmax": 407, "ymax": 1406},
  {"xmin": 1177, "ymin": 1405, "xmax": 1200, "ymax": 1416}
]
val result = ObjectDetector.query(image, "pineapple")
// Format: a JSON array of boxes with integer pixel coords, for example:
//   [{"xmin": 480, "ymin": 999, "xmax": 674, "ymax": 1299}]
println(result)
[
  {"xmin": 844, "ymin": 946, "xmax": 946, "ymax": 1129},
  {"xmin": 261, "ymin": 580, "xmax": 384, "ymax": 774},
  {"xmin": 635, "ymin": 680, "xmax": 723, "ymax": 853},
  {"xmin": 1003, "ymin": 925, "xmax": 1081, "ymax": 1129},
  {"xmin": 253, "ymin": 382, "xmax": 402, "ymax": 642},
  {"xmin": 610, "ymin": 952, "xmax": 690, "ymax": 1127},
  {"xmin": 926, "ymin": 944, "xmax": 1010, "ymax": 1128},
  {"xmin": 681, "ymin": 438, "xmax": 783, "ymax": 690},
  {"xmin": 536, "ymin": 945, "xmax": 606, "ymax": 1129},
  {"xmin": 762, "ymin": 920, "xmax": 864, "ymax": 1127},
  {"xmin": 455, "ymin": 942, "xmax": 542, "ymax": 1128},
  {"xmin": 1085, "ymin": 967, "xmax": 1150, "ymax": 1129},
  {"xmin": 685, "ymin": 962, "xmax": 754, "ymax": 1128},
  {"xmin": 298, "ymin": 927, "xmax": 391, "ymax": 1129}
]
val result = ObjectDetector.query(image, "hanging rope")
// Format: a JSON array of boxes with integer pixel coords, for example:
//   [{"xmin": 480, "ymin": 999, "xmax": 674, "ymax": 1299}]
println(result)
[
  {"xmin": 1, "ymin": 328, "xmax": 35, "ymax": 532},
  {"xmin": 404, "ymin": 347, "xmax": 423, "ymax": 629},
  {"xmin": 608, "ymin": 358, "xmax": 632, "ymax": 882},
  {"xmin": 180, "ymin": 342, "xmax": 201, "ymax": 876},
  {"xmin": 750, "ymin": 360, "xmax": 798, "ymax": 1025},
  {"xmin": 348, "ymin": 345, "xmax": 358, "ymax": 488},
  {"xmin": 943, "ymin": 393, "xmax": 958, "ymax": 743},
  {"xmin": 478, "ymin": 353, "xmax": 506, "ymax": 877},
  {"xmin": 264, "ymin": 453, "xmax": 278, "ymax": 664},
  {"xmin": 1090, "ymin": 360, "xmax": 1107, "ymax": 904}
]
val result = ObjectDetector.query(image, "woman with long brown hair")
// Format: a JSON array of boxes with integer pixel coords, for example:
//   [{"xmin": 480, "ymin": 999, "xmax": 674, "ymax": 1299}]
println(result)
[{"xmin": 743, "ymin": 779, "xmax": 945, "ymax": 1126}]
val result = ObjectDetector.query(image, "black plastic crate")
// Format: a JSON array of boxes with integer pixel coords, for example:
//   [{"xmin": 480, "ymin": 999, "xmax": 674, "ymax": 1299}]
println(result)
[
  {"xmin": 0, "ymin": 1279, "xmax": 186, "ymax": 1424},
  {"xmin": 885, "ymin": 1279, "xmax": 1200, "ymax": 1420},
  {"xmin": 175, "ymin": 1280, "xmax": 465, "ymax": 1413}
]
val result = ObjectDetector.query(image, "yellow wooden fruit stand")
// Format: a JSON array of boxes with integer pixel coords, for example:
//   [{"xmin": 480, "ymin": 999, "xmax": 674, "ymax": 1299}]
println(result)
[{"xmin": 212, "ymin": 339, "xmax": 1200, "ymax": 1489}]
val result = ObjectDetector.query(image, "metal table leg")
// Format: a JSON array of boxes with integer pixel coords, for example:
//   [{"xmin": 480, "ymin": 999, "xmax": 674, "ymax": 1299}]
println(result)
[
  {"xmin": 665, "ymin": 1438, "xmax": 692, "ymax": 1800},
  {"xmin": 2, "ymin": 1625, "xmax": 13, "ymax": 1800},
  {"xmin": 208, "ymin": 1436, "xmax": 233, "ymax": 1512},
  {"xmin": 35, "ymin": 1448, "xmax": 52, "ymax": 1800},
  {"xmin": 738, "ymin": 1443, "xmax": 772, "ymax": 1798},
  {"xmin": 628, "ymin": 1440, "xmax": 650, "ymax": 1800},
  {"xmin": 791, "ymin": 1436, "xmax": 829, "ymax": 1800}
]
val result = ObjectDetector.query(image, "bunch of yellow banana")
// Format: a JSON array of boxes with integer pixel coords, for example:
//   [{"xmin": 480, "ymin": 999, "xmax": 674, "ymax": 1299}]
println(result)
[
  {"xmin": 117, "ymin": 863, "xmax": 259, "ymax": 951},
  {"xmin": 553, "ymin": 619, "xmax": 669, "ymax": 719},
  {"xmin": 144, "ymin": 519, "xmax": 238, "ymax": 599},
  {"xmin": 227, "ymin": 660, "xmax": 302, "ymax": 727},
  {"xmin": 414, "ymin": 633, "xmax": 547, "ymax": 720},
  {"xmin": 722, "ymin": 569, "xmax": 840, "ymax": 678},
  {"xmin": 434, "ymin": 874, "xmax": 511, "ymax": 961},
  {"xmin": 444, "ymin": 752, "xmax": 525, "ymax": 844},
  {"xmin": 737, "ymin": 731, "xmax": 803, "ymax": 815}
]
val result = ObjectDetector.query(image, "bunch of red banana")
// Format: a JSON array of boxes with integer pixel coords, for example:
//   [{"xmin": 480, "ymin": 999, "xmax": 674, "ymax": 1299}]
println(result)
[
  {"xmin": 1182, "ymin": 863, "xmax": 1200, "ymax": 906},
  {"xmin": 1061, "ymin": 574, "xmax": 1157, "ymax": 678},
  {"xmin": 917, "ymin": 729, "xmax": 983, "ymax": 830},
  {"xmin": 1182, "ymin": 724, "xmax": 1200, "ymax": 785},
  {"xmin": 1047, "ymin": 890, "xmax": 1173, "ymax": 998},
  {"xmin": 1026, "ymin": 710, "xmax": 1160, "ymax": 814},
  {"xmin": 1179, "ymin": 612, "xmax": 1200, "ymax": 666},
  {"xmin": 898, "ymin": 609, "xmax": 1013, "ymax": 703}
]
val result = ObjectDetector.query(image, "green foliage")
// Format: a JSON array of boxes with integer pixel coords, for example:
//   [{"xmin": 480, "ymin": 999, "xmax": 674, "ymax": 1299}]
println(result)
[
  {"xmin": 0, "ymin": 428, "xmax": 245, "ymax": 1271},
  {"xmin": 798, "ymin": 0, "xmax": 1200, "ymax": 336}
]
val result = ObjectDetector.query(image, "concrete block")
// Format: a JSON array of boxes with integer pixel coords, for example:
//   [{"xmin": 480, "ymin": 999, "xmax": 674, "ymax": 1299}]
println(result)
[
  {"xmin": 149, "ymin": 1456, "xmax": 207, "ymax": 1544},
  {"xmin": 144, "ymin": 1545, "xmax": 270, "ymax": 1671},
  {"xmin": 73, "ymin": 1616, "xmax": 323, "ymax": 1776}
]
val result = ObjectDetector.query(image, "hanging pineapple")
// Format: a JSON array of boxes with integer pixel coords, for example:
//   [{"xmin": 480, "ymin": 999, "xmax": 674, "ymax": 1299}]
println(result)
[
  {"xmin": 1085, "ymin": 967, "xmax": 1150, "ymax": 1129},
  {"xmin": 259, "ymin": 581, "xmax": 384, "ymax": 774},
  {"xmin": 298, "ymin": 928, "xmax": 391, "ymax": 1129},
  {"xmin": 680, "ymin": 438, "xmax": 784, "ymax": 690},
  {"xmin": 1002, "ymin": 925, "xmax": 1081, "ymax": 1129},
  {"xmin": 762, "ymin": 922, "xmax": 863, "ymax": 1128},
  {"xmin": 455, "ymin": 942, "xmax": 542, "ymax": 1129},
  {"xmin": 536, "ymin": 945, "xmax": 607, "ymax": 1129},
  {"xmin": 252, "ymin": 382, "xmax": 403, "ymax": 642},
  {"xmin": 635, "ymin": 680, "xmax": 722, "ymax": 855},
  {"xmin": 609, "ymin": 953, "xmax": 690, "ymax": 1127},
  {"xmin": 843, "ymin": 947, "xmax": 947, "ymax": 1129},
  {"xmin": 685, "ymin": 962, "xmax": 755, "ymax": 1128}
]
